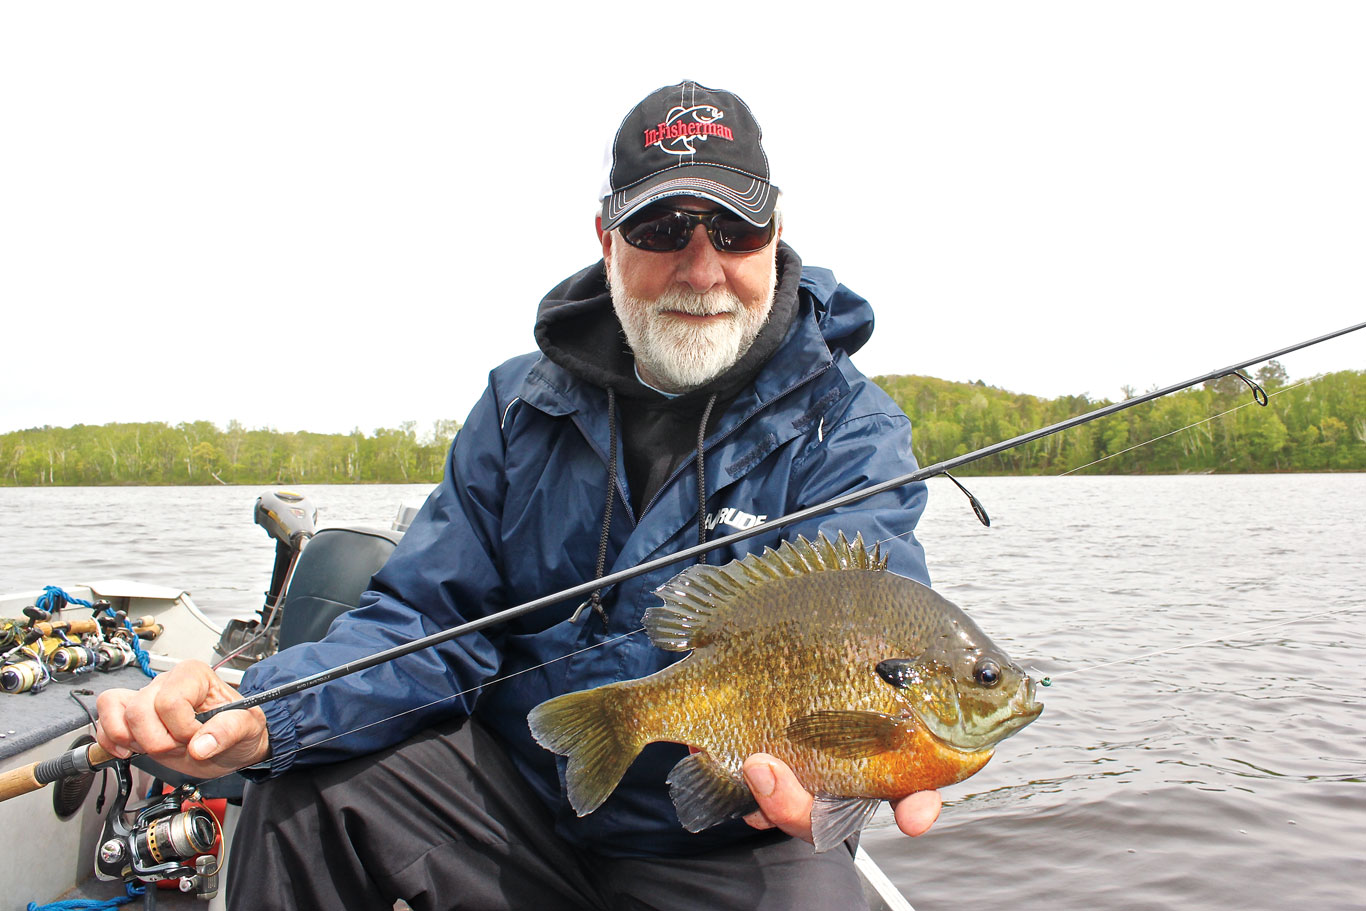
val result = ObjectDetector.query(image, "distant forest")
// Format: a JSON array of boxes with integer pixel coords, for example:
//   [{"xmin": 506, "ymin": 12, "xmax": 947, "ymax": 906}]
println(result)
[
  {"xmin": 0, "ymin": 419, "xmax": 461, "ymax": 487},
  {"xmin": 877, "ymin": 363, "xmax": 1363, "ymax": 475},
  {"xmin": 1, "ymin": 364, "xmax": 1361, "ymax": 486}
]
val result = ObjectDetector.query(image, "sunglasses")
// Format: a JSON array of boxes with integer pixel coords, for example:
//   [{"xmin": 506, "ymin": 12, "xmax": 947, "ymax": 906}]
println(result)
[{"xmin": 619, "ymin": 205, "xmax": 776, "ymax": 254}]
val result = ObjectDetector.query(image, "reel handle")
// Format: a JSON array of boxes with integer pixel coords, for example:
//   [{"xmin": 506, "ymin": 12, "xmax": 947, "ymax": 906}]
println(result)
[{"xmin": 0, "ymin": 741, "xmax": 115, "ymax": 802}]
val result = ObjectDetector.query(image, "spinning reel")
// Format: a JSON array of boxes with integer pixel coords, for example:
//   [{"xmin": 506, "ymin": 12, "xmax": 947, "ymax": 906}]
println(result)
[
  {"xmin": 0, "ymin": 598, "xmax": 160, "ymax": 692},
  {"xmin": 93, "ymin": 756, "xmax": 221, "ymax": 899}
]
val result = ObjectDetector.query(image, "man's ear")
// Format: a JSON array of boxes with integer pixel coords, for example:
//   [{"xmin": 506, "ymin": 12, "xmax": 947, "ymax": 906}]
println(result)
[{"xmin": 597, "ymin": 215, "xmax": 612, "ymax": 269}]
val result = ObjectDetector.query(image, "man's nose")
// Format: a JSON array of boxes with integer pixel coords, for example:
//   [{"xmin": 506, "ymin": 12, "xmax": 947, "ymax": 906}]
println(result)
[{"xmin": 675, "ymin": 226, "xmax": 725, "ymax": 292}]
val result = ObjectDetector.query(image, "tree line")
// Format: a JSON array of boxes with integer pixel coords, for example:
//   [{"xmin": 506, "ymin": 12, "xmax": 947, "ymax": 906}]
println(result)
[
  {"xmin": 876, "ymin": 363, "xmax": 1364, "ymax": 475},
  {"xmin": 1, "ymin": 364, "xmax": 1361, "ymax": 486},
  {"xmin": 0, "ymin": 419, "xmax": 460, "ymax": 486}
]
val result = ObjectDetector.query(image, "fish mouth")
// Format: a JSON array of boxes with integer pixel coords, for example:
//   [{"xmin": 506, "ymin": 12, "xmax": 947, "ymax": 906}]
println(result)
[
  {"xmin": 994, "ymin": 676, "xmax": 1045, "ymax": 740},
  {"xmin": 1015, "ymin": 675, "xmax": 1045, "ymax": 719},
  {"xmin": 910, "ymin": 676, "xmax": 1045, "ymax": 753}
]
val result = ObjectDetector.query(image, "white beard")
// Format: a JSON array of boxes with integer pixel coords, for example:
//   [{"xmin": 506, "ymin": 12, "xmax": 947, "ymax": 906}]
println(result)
[{"xmin": 608, "ymin": 252, "xmax": 777, "ymax": 393}]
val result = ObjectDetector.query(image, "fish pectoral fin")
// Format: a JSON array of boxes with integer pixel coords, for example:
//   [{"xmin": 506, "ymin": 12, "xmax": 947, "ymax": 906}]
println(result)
[
  {"xmin": 811, "ymin": 796, "xmax": 881, "ymax": 853},
  {"xmin": 666, "ymin": 752, "xmax": 758, "ymax": 833},
  {"xmin": 786, "ymin": 710, "xmax": 905, "ymax": 759}
]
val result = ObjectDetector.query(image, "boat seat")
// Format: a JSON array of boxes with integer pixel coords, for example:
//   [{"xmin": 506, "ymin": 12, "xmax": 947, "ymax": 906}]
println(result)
[
  {"xmin": 277, "ymin": 526, "xmax": 403, "ymax": 650},
  {"xmin": 134, "ymin": 525, "xmax": 403, "ymax": 799}
]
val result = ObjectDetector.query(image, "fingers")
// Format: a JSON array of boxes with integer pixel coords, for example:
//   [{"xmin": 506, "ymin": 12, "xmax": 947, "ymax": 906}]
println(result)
[
  {"xmin": 116, "ymin": 661, "xmax": 211, "ymax": 756},
  {"xmin": 152, "ymin": 661, "xmax": 224, "ymax": 742},
  {"xmin": 94, "ymin": 660, "xmax": 270, "ymax": 776},
  {"xmin": 742, "ymin": 753, "xmax": 815, "ymax": 843},
  {"xmin": 737, "ymin": 753, "xmax": 945, "ymax": 845},
  {"xmin": 891, "ymin": 789, "xmax": 942, "ymax": 837},
  {"xmin": 94, "ymin": 688, "xmax": 138, "ymax": 759}
]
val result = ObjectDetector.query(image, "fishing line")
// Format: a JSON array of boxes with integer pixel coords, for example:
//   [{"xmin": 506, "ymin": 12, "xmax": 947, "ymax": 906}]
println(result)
[
  {"xmin": 872, "ymin": 372, "xmax": 1354, "ymax": 686},
  {"xmin": 188, "ymin": 626, "xmax": 648, "ymax": 789},
  {"xmin": 1057, "ymin": 376, "xmax": 1319, "ymax": 477},
  {"xmin": 1036, "ymin": 604, "xmax": 1363, "ymax": 686},
  {"xmin": 875, "ymin": 374, "xmax": 1324, "ymax": 548}
]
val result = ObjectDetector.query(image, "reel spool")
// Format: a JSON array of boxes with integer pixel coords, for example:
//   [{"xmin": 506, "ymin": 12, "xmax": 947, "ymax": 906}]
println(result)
[
  {"xmin": 95, "ymin": 761, "xmax": 221, "ymax": 899},
  {"xmin": 50, "ymin": 643, "xmax": 98, "ymax": 674},
  {"xmin": 96, "ymin": 638, "xmax": 137, "ymax": 671},
  {"xmin": 0, "ymin": 658, "xmax": 49, "ymax": 694}
]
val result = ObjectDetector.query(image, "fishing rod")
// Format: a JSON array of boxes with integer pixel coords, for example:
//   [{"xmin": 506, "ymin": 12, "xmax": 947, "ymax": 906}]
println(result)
[{"xmin": 1, "ymin": 319, "xmax": 1361, "ymax": 809}]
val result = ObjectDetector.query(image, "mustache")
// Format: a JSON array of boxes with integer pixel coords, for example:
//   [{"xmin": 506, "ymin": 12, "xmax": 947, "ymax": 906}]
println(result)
[{"xmin": 651, "ymin": 288, "xmax": 741, "ymax": 317}]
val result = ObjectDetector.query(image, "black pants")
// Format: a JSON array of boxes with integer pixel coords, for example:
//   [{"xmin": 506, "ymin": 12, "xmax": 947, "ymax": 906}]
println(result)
[{"xmin": 226, "ymin": 714, "xmax": 865, "ymax": 910}]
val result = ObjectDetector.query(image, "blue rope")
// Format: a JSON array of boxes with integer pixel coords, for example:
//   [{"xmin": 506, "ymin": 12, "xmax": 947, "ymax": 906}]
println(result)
[
  {"xmin": 119, "ymin": 614, "xmax": 158, "ymax": 679},
  {"xmin": 37, "ymin": 585, "xmax": 93, "ymax": 612},
  {"xmin": 26, "ymin": 880, "xmax": 146, "ymax": 910},
  {"xmin": 37, "ymin": 586, "xmax": 156, "ymax": 679}
]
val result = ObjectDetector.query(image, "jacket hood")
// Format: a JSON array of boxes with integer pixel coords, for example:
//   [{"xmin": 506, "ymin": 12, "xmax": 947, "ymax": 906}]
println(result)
[
  {"xmin": 797, "ymin": 261, "xmax": 876, "ymax": 358},
  {"xmin": 533, "ymin": 242, "xmax": 874, "ymax": 406}
]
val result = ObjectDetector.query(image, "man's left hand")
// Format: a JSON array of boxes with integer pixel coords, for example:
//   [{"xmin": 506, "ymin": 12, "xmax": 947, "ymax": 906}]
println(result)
[{"xmin": 741, "ymin": 753, "xmax": 942, "ymax": 843}]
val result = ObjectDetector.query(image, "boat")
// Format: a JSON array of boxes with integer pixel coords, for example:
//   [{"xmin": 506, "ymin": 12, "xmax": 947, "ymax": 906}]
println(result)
[
  {"xmin": 0, "ymin": 580, "xmax": 230, "ymax": 908},
  {"xmin": 0, "ymin": 491, "xmax": 914, "ymax": 910}
]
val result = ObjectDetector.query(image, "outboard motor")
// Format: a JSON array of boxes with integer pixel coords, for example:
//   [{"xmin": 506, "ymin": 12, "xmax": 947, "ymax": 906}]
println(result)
[
  {"xmin": 254, "ymin": 490, "xmax": 319, "ymax": 604},
  {"xmin": 212, "ymin": 491, "xmax": 317, "ymax": 669}
]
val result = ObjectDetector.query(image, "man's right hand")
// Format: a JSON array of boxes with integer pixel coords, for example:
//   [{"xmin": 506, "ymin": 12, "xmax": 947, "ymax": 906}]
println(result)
[{"xmin": 95, "ymin": 659, "xmax": 271, "ymax": 780}]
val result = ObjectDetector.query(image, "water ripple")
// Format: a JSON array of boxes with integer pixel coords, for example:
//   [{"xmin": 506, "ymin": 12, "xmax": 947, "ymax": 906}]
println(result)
[{"xmin": 3, "ymin": 476, "xmax": 1365, "ymax": 909}]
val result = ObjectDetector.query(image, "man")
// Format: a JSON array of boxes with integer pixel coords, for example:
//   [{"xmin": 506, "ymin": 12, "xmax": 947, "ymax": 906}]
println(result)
[{"xmin": 96, "ymin": 81, "xmax": 940, "ymax": 910}]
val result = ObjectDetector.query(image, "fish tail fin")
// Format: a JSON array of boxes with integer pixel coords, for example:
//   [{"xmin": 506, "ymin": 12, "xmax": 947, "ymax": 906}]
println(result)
[{"xmin": 527, "ymin": 684, "xmax": 648, "ymax": 816}]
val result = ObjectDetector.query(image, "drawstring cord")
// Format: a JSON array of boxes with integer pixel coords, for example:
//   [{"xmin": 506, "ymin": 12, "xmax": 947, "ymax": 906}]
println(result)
[
  {"xmin": 578, "ymin": 387, "xmax": 716, "ymax": 627},
  {"xmin": 695, "ymin": 393, "xmax": 718, "ymax": 564},
  {"xmin": 584, "ymin": 386, "xmax": 619, "ymax": 629}
]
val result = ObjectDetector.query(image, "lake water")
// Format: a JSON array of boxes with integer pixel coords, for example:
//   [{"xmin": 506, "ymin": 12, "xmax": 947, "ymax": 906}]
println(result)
[{"xmin": 2, "ymin": 475, "xmax": 1363, "ymax": 910}]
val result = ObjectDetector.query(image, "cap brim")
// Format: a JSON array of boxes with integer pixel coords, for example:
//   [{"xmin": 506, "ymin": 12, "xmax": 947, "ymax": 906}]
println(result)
[{"xmin": 601, "ymin": 165, "xmax": 778, "ymax": 230}]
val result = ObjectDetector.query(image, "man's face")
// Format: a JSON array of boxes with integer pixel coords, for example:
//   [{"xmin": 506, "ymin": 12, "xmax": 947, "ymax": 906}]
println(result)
[{"xmin": 600, "ymin": 197, "xmax": 780, "ymax": 393}]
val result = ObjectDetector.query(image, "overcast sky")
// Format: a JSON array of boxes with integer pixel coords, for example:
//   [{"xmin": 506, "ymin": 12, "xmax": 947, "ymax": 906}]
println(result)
[{"xmin": 3, "ymin": 2, "xmax": 1362, "ymax": 438}]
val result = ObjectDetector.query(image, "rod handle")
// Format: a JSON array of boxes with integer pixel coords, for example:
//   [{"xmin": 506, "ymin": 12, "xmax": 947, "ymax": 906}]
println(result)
[
  {"xmin": 34, "ymin": 618, "xmax": 101, "ymax": 636},
  {"xmin": 0, "ymin": 762, "xmax": 44, "ymax": 801},
  {"xmin": 0, "ymin": 741, "xmax": 115, "ymax": 802}
]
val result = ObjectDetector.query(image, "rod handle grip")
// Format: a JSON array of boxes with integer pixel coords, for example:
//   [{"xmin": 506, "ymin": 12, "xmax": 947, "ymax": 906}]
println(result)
[
  {"xmin": 0, "ymin": 741, "xmax": 116, "ymax": 802},
  {"xmin": 0, "ymin": 762, "xmax": 44, "ymax": 801}
]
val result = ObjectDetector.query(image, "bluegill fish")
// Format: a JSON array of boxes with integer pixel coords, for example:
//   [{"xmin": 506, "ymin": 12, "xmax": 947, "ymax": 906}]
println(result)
[{"xmin": 528, "ymin": 533, "xmax": 1042, "ymax": 851}]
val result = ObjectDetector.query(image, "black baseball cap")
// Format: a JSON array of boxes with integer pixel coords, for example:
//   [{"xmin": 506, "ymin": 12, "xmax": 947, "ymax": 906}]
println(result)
[{"xmin": 600, "ymin": 81, "xmax": 779, "ymax": 230}]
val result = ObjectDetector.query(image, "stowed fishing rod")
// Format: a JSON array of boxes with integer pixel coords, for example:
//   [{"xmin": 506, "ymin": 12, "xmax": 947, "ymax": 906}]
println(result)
[{"xmin": 1, "ymin": 319, "xmax": 1361, "ymax": 809}]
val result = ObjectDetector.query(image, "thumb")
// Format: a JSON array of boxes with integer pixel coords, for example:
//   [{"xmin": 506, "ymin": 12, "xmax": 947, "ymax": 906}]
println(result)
[
  {"xmin": 742, "ymin": 753, "xmax": 815, "ymax": 842},
  {"xmin": 189, "ymin": 706, "xmax": 268, "ymax": 765}
]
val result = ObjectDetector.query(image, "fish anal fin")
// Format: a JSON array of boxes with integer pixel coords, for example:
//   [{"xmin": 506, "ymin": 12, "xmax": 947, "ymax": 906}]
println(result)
[
  {"xmin": 666, "ymin": 752, "xmax": 758, "ymax": 833},
  {"xmin": 786, "ymin": 710, "xmax": 906, "ymax": 759},
  {"xmin": 811, "ymin": 796, "xmax": 881, "ymax": 853}
]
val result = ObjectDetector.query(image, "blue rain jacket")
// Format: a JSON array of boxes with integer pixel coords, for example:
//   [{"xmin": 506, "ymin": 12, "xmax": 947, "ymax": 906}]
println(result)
[{"xmin": 240, "ymin": 259, "xmax": 930, "ymax": 857}]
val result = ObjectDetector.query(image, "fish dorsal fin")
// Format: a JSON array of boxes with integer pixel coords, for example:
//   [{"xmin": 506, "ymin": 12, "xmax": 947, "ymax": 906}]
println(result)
[{"xmin": 644, "ymin": 532, "xmax": 886, "ymax": 651}]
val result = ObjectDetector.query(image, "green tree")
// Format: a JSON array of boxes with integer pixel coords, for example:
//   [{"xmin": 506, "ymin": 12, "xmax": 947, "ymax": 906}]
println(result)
[{"xmin": 1255, "ymin": 360, "xmax": 1289, "ymax": 389}]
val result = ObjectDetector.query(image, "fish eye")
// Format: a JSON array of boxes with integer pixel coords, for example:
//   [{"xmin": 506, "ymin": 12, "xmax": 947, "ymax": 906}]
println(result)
[{"xmin": 973, "ymin": 657, "xmax": 1002, "ymax": 688}]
